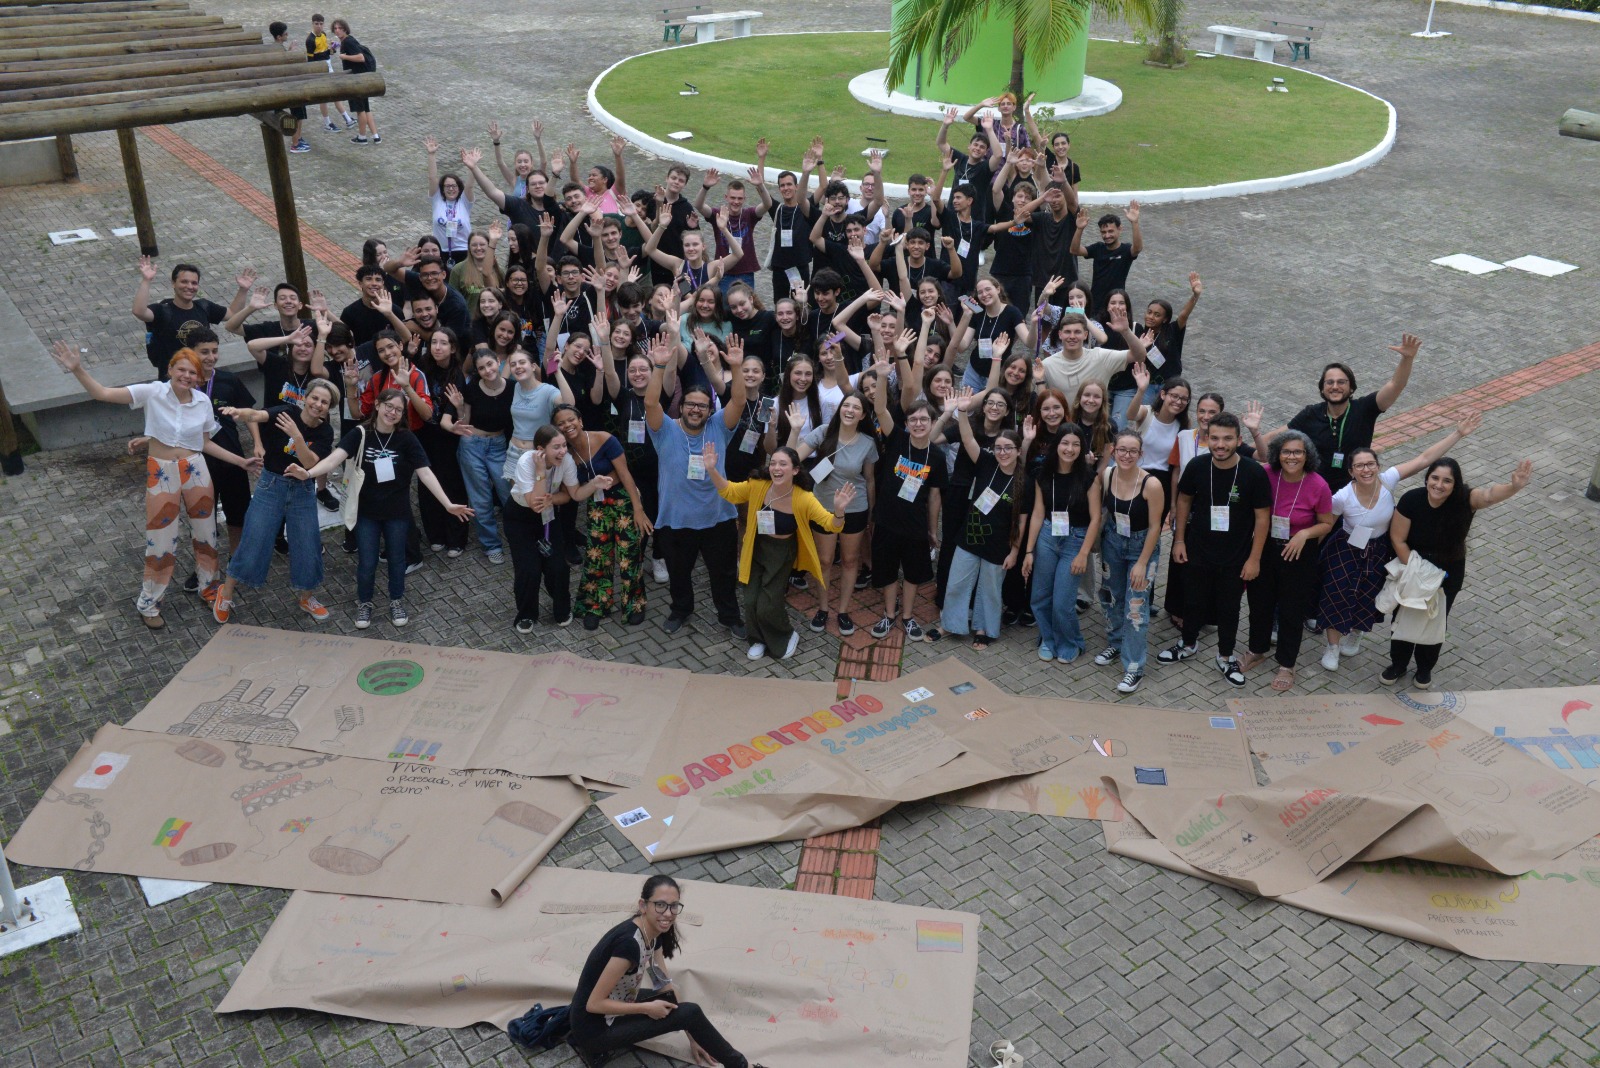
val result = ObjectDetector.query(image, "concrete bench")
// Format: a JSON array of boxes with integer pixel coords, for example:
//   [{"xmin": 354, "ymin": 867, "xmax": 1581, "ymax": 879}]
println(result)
[
  {"xmin": 1208, "ymin": 24, "xmax": 1290, "ymax": 63},
  {"xmin": 685, "ymin": 9, "xmax": 762, "ymax": 41}
]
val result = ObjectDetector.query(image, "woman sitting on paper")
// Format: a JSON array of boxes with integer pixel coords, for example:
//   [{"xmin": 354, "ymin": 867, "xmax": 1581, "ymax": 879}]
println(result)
[{"xmin": 567, "ymin": 875, "xmax": 767, "ymax": 1068}]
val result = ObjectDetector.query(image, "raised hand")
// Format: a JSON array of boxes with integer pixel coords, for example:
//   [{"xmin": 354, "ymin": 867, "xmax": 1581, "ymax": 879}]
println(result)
[
  {"xmin": 236, "ymin": 266, "xmax": 257, "ymax": 290},
  {"xmin": 991, "ymin": 332, "xmax": 1010, "ymax": 360},
  {"xmin": 373, "ymin": 290, "xmax": 393, "ymax": 316},
  {"xmin": 725, "ymin": 334, "xmax": 745, "ymax": 366},
  {"xmin": 565, "ymin": 143, "xmax": 580, "ymax": 166},
  {"xmin": 941, "ymin": 105, "xmax": 958, "ymax": 124},
  {"xmin": 833, "ymin": 482, "xmax": 857, "ymax": 512},
  {"xmin": 1108, "ymin": 302, "xmax": 1130, "ymax": 333},
  {"xmin": 1041, "ymin": 274, "xmax": 1065, "ymax": 298},
  {"xmin": 1189, "ymin": 271, "xmax": 1202, "ymax": 296},
  {"xmin": 423, "ymin": 135, "xmax": 438, "ymax": 155},
  {"xmin": 788, "ymin": 400, "xmax": 807, "ymax": 426},
  {"xmin": 248, "ymin": 285, "xmax": 272, "ymax": 311},
  {"xmin": 1132, "ymin": 361, "xmax": 1150, "ymax": 391},
  {"xmin": 539, "ymin": 212, "xmax": 556, "ymax": 237},
  {"xmin": 1456, "ymin": 410, "xmax": 1482, "ymax": 437},
  {"xmin": 1510, "ymin": 458, "xmax": 1533, "ymax": 491},
  {"xmin": 1126, "ymin": 199, "xmax": 1141, "ymax": 223},
  {"xmin": 1240, "ymin": 400, "xmax": 1264, "ymax": 434},
  {"xmin": 1391, "ymin": 332, "xmax": 1422, "ymax": 361},
  {"xmin": 702, "ymin": 167, "xmax": 721, "ymax": 188},
  {"xmin": 649, "ymin": 332, "xmax": 673, "ymax": 368},
  {"xmin": 867, "ymin": 149, "xmax": 884, "ymax": 174},
  {"xmin": 138, "ymin": 256, "xmax": 158, "ymax": 282},
  {"xmin": 273, "ymin": 411, "xmax": 300, "ymax": 438},
  {"xmin": 702, "ymin": 440, "xmax": 718, "ymax": 467},
  {"xmin": 488, "ymin": 222, "xmax": 504, "ymax": 245},
  {"xmin": 531, "ymin": 119, "xmax": 544, "ymax": 139},
  {"xmin": 461, "ymin": 147, "xmax": 482, "ymax": 168},
  {"xmin": 488, "ymin": 120, "xmax": 502, "ymax": 142},
  {"xmin": 308, "ymin": 289, "xmax": 329, "ymax": 314},
  {"xmin": 49, "ymin": 340, "xmax": 83, "ymax": 374},
  {"xmin": 894, "ymin": 328, "xmax": 917, "ymax": 355},
  {"xmin": 610, "ymin": 134, "xmax": 627, "ymax": 156},
  {"xmin": 746, "ymin": 165, "xmax": 765, "ymax": 185},
  {"xmin": 444, "ymin": 383, "xmax": 465, "ymax": 408},
  {"xmin": 1075, "ymin": 206, "xmax": 1089, "ymax": 228}
]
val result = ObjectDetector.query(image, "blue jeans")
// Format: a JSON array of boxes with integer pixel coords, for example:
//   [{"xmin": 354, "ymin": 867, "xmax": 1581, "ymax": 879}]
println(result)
[
  {"xmin": 1030, "ymin": 525, "xmax": 1089, "ymax": 661},
  {"xmin": 719, "ymin": 272, "xmax": 755, "ymax": 295},
  {"xmin": 941, "ymin": 547, "xmax": 1004, "ymax": 638},
  {"xmin": 356, "ymin": 515, "xmax": 410, "ymax": 602},
  {"xmin": 1101, "ymin": 526, "xmax": 1161, "ymax": 672},
  {"xmin": 226, "ymin": 470, "xmax": 323, "ymax": 591},
  {"xmin": 1110, "ymin": 382, "xmax": 1163, "ymax": 430},
  {"xmin": 457, "ymin": 434, "xmax": 508, "ymax": 553}
]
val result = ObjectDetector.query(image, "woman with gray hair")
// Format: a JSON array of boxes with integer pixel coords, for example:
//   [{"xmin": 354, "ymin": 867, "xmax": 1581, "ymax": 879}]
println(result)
[{"xmin": 1239, "ymin": 429, "xmax": 1334, "ymax": 690}]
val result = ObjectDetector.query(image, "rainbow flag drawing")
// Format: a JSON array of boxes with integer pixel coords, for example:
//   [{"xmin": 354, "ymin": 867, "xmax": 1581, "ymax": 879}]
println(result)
[
  {"xmin": 916, "ymin": 919, "xmax": 965, "ymax": 953},
  {"xmin": 153, "ymin": 817, "xmax": 193, "ymax": 847}
]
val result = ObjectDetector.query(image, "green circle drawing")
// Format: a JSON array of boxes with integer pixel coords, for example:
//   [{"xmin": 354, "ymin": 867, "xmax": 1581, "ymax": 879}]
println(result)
[{"xmin": 357, "ymin": 660, "xmax": 425, "ymax": 696}]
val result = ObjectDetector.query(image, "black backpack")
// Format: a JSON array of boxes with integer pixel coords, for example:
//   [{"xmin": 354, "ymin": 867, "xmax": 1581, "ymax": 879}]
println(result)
[
  {"xmin": 507, "ymin": 1002, "xmax": 571, "ymax": 1051},
  {"xmin": 359, "ymin": 44, "xmax": 376, "ymax": 70}
]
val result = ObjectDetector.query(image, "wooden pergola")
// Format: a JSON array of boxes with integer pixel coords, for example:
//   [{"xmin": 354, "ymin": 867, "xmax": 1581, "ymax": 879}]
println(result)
[{"xmin": 0, "ymin": 0, "xmax": 386, "ymax": 296}]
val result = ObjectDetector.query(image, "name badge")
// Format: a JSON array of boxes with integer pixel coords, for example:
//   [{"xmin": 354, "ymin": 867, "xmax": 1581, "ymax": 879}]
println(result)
[
  {"xmin": 687, "ymin": 453, "xmax": 706, "ymax": 480},
  {"xmin": 1209, "ymin": 505, "xmax": 1230, "ymax": 532},
  {"xmin": 897, "ymin": 474, "xmax": 923, "ymax": 502},
  {"xmin": 373, "ymin": 454, "xmax": 395, "ymax": 483},
  {"xmin": 977, "ymin": 338, "xmax": 994, "ymax": 362},
  {"xmin": 810, "ymin": 457, "xmax": 834, "ymax": 483},
  {"xmin": 956, "ymin": 239, "xmax": 970, "ymax": 258},
  {"xmin": 1348, "ymin": 525, "xmax": 1372, "ymax": 550},
  {"xmin": 556, "ymin": 331, "xmax": 571, "ymax": 351},
  {"xmin": 1145, "ymin": 344, "xmax": 1166, "ymax": 369},
  {"xmin": 740, "ymin": 428, "xmax": 760, "ymax": 453},
  {"xmin": 780, "ymin": 230, "xmax": 794, "ymax": 248},
  {"xmin": 1331, "ymin": 451, "xmax": 1345, "ymax": 470},
  {"xmin": 785, "ymin": 266, "xmax": 802, "ymax": 286},
  {"xmin": 756, "ymin": 509, "xmax": 776, "ymax": 535},
  {"xmin": 1050, "ymin": 510, "xmax": 1071, "ymax": 536},
  {"xmin": 1115, "ymin": 512, "xmax": 1132, "ymax": 537},
  {"xmin": 1270, "ymin": 514, "xmax": 1291, "ymax": 541},
  {"xmin": 975, "ymin": 488, "xmax": 1001, "ymax": 515},
  {"xmin": 628, "ymin": 418, "xmax": 646, "ymax": 444}
]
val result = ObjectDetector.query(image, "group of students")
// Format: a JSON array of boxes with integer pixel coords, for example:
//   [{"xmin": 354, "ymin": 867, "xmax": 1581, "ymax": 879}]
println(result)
[{"xmin": 57, "ymin": 97, "xmax": 1532, "ymax": 693}]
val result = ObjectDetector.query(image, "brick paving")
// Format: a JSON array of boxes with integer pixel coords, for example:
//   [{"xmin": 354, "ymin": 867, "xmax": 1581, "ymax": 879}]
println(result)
[{"xmin": 3, "ymin": 0, "xmax": 1600, "ymax": 1065}]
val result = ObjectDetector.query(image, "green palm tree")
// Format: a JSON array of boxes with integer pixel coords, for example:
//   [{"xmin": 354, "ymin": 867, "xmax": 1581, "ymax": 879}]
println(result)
[{"xmin": 888, "ymin": 0, "xmax": 1166, "ymax": 99}]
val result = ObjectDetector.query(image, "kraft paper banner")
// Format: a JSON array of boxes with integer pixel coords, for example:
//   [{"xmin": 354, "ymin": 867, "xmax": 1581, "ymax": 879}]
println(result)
[
  {"xmin": 940, "ymin": 702, "xmax": 1256, "ymax": 821},
  {"xmin": 1230, "ymin": 686, "xmax": 1600, "ymax": 786},
  {"xmin": 1105, "ymin": 817, "xmax": 1600, "ymax": 966},
  {"xmin": 8, "ymin": 724, "xmax": 589, "ymax": 906},
  {"xmin": 1109, "ymin": 718, "xmax": 1600, "ymax": 898},
  {"xmin": 596, "ymin": 660, "xmax": 1088, "ymax": 861},
  {"xmin": 124, "ymin": 625, "xmax": 685, "ymax": 788},
  {"xmin": 218, "ymin": 867, "xmax": 980, "ymax": 1068}
]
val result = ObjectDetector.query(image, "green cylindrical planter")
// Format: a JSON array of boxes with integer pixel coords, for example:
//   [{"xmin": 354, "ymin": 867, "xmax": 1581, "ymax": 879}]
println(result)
[{"xmin": 888, "ymin": 1, "xmax": 1087, "ymax": 103}]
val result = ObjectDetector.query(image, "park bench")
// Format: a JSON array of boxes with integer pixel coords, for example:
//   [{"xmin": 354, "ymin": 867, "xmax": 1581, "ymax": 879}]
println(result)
[
  {"xmin": 684, "ymin": 9, "xmax": 763, "ymax": 41},
  {"xmin": 1207, "ymin": 24, "xmax": 1290, "ymax": 63},
  {"xmin": 660, "ymin": 5, "xmax": 709, "ymax": 43},
  {"xmin": 1259, "ymin": 15, "xmax": 1323, "ymax": 62}
]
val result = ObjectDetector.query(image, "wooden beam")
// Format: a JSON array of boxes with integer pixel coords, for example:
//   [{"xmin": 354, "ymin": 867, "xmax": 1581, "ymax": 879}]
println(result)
[
  {"xmin": 55, "ymin": 132, "xmax": 77, "ymax": 180},
  {"xmin": 0, "ymin": 24, "xmax": 248, "ymax": 52},
  {"xmin": 0, "ymin": 14, "xmax": 221, "ymax": 36},
  {"xmin": 0, "ymin": 29, "xmax": 261, "ymax": 61},
  {"xmin": 0, "ymin": 45, "xmax": 297, "ymax": 85},
  {"xmin": 1560, "ymin": 108, "xmax": 1600, "ymax": 141},
  {"xmin": 259, "ymin": 119, "xmax": 308, "ymax": 299},
  {"xmin": 0, "ymin": 8, "xmax": 195, "ymax": 26},
  {"xmin": 0, "ymin": 59, "xmax": 309, "ymax": 102},
  {"xmin": 0, "ymin": 71, "xmax": 386, "ymax": 139},
  {"xmin": 2, "ymin": 0, "xmax": 168, "ymax": 5},
  {"xmin": 0, "ymin": 73, "xmax": 320, "ymax": 114},
  {"xmin": 116, "ymin": 126, "xmax": 156, "ymax": 257}
]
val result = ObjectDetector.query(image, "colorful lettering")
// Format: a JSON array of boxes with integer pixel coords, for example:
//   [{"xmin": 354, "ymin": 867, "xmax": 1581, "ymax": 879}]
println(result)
[
  {"xmin": 751, "ymin": 735, "xmax": 783, "ymax": 755},
  {"xmin": 704, "ymin": 753, "xmax": 735, "ymax": 777},
  {"xmin": 1279, "ymin": 788, "xmax": 1340, "ymax": 828},
  {"xmin": 683, "ymin": 762, "xmax": 720, "ymax": 789},
  {"xmin": 814, "ymin": 709, "xmax": 846, "ymax": 729},
  {"xmin": 779, "ymin": 722, "xmax": 812, "ymax": 741},
  {"xmin": 658, "ymin": 774, "xmax": 689, "ymax": 797},
  {"xmin": 727, "ymin": 743, "xmax": 763, "ymax": 769}
]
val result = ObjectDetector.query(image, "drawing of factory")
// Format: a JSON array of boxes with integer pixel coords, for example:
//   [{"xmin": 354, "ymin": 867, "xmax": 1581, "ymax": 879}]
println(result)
[{"xmin": 166, "ymin": 680, "xmax": 308, "ymax": 746}]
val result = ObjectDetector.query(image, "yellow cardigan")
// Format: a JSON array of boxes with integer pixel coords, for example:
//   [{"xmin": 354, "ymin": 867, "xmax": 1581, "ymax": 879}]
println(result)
[{"xmin": 717, "ymin": 478, "xmax": 844, "ymax": 585}]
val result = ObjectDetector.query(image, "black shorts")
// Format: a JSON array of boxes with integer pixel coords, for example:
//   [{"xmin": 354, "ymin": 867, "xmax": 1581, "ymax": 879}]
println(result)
[
  {"xmin": 871, "ymin": 527, "xmax": 934, "ymax": 586},
  {"xmin": 812, "ymin": 509, "xmax": 868, "ymax": 536},
  {"xmin": 289, "ymin": 105, "xmax": 308, "ymax": 120},
  {"xmin": 212, "ymin": 458, "xmax": 251, "ymax": 529},
  {"xmin": 348, "ymin": 96, "xmax": 370, "ymax": 114}
]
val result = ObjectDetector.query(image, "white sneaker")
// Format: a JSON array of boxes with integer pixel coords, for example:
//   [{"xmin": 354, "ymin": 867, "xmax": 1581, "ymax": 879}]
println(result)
[
  {"xmin": 781, "ymin": 631, "xmax": 800, "ymax": 659},
  {"xmin": 1339, "ymin": 632, "xmax": 1361, "ymax": 656},
  {"xmin": 746, "ymin": 642, "xmax": 767, "ymax": 660},
  {"xmin": 652, "ymin": 558, "xmax": 669, "ymax": 585},
  {"xmin": 1320, "ymin": 646, "xmax": 1340, "ymax": 671}
]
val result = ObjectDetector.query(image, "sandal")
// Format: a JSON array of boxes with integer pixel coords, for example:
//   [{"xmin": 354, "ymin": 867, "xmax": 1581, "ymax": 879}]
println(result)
[
  {"xmin": 1271, "ymin": 667, "xmax": 1296, "ymax": 692},
  {"xmin": 1238, "ymin": 651, "xmax": 1269, "ymax": 673},
  {"xmin": 971, "ymin": 635, "xmax": 992, "ymax": 651}
]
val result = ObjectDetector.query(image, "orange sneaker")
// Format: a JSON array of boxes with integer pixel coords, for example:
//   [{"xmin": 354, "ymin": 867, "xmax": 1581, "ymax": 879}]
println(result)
[
  {"xmin": 212, "ymin": 597, "xmax": 232, "ymax": 624},
  {"xmin": 298, "ymin": 595, "xmax": 330, "ymax": 622},
  {"xmin": 199, "ymin": 581, "xmax": 222, "ymax": 603}
]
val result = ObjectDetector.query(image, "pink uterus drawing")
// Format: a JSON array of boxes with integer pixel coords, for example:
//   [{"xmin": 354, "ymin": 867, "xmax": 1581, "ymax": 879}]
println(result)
[{"xmin": 548, "ymin": 688, "xmax": 620, "ymax": 719}]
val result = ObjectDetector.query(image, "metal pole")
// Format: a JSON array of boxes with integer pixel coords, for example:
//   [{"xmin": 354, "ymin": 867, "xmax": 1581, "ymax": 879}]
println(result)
[
  {"xmin": 0, "ymin": 839, "xmax": 22, "ymax": 928},
  {"xmin": 1411, "ymin": 0, "xmax": 1450, "ymax": 37}
]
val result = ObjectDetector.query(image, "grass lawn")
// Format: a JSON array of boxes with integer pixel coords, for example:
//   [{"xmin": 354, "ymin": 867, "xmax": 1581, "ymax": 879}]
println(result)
[{"xmin": 594, "ymin": 33, "xmax": 1391, "ymax": 190}]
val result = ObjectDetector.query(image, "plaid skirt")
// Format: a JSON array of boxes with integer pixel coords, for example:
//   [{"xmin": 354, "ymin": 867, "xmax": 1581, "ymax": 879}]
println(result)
[{"xmin": 1317, "ymin": 525, "xmax": 1395, "ymax": 635}]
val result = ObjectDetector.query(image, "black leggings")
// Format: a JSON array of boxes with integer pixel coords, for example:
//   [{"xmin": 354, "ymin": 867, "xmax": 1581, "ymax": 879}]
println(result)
[
  {"xmin": 570, "ymin": 997, "xmax": 748, "ymax": 1068},
  {"xmin": 1181, "ymin": 564, "xmax": 1245, "ymax": 658},
  {"xmin": 1246, "ymin": 542, "xmax": 1321, "ymax": 668},
  {"xmin": 1389, "ymin": 570, "xmax": 1463, "ymax": 676}
]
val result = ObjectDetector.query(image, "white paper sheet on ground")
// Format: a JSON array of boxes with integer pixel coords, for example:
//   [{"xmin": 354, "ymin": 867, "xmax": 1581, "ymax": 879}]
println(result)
[
  {"xmin": 1503, "ymin": 255, "xmax": 1579, "ymax": 277},
  {"xmin": 1430, "ymin": 254, "xmax": 1505, "ymax": 275},
  {"xmin": 49, "ymin": 229, "xmax": 98, "ymax": 245},
  {"xmin": 139, "ymin": 876, "xmax": 212, "ymax": 906},
  {"xmin": 112, "ymin": 227, "xmax": 139, "ymax": 237},
  {"xmin": 316, "ymin": 499, "xmax": 343, "ymax": 530}
]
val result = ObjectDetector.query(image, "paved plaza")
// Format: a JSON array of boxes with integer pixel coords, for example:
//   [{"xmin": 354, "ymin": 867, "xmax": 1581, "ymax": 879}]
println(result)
[{"xmin": 2, "ymin": 0, "xmax": 1600, "ymax": 1064}]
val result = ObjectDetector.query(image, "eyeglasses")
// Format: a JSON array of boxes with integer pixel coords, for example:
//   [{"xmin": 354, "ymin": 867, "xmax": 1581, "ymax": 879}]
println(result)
[
  {"xmin": 681, "ymin": 401, "xmax": 710, "ymax": 411},
  {"xmin": 378, "ymin": 403, "xmax": 406, "ymax": 414},
  {"xmin": 992, "ymin": 444, "xmax": 1017, "ymax": 453},
  {"xmin": 1279, "ymin": 450, "xmax": 1306, "ymax": 458},
  {"xmin": 648, "ymin": 901, "xmax": 685, "ymax": 915},
  {"xmin": 1113, "ymin": 447, "xmax": 1140, "ymax": 456},
  {"xmin": 1351, "ymin": 461, "xmax": 1379, "ymax": 470}
]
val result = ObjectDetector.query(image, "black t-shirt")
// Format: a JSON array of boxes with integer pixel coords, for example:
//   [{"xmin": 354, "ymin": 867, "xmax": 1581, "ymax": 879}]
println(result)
[
  {"xmin": 948, "ymin": 150, "xmax": 994, "ymax": 225},
  {"xmin": 401, "ymin": 272, "xmax": 473, "ymax": 339},
  {"xmin": 766, "ymin": 199, "xmax": 813, "ymax": 272},
  {"xmin": 1038, "ymin": 468, "xmax": 1092, "ymax": 528},
  {"xmin": 144, "ymin": 298, "xmax": 227, "ymax": 374},
  {"xmin": 569, "ymin": 918, "xmax": 654, "ymax": 1040},
  {"xmin": 729, "ymin": 308, "xmax": 778, "ymax": 383},
  {"xmin": 1396, "ymin": 487, "xmax": 1473, "ymax": 567},
  {"xmin": 1176, "ymin": 454, "xmax": 1272, "ymax": 568},
  {"xmin": 1288, "ymin": 393, "xmax": 1382, "ymax": 493},
  {"xmin": 338, "ymin": 34, "xmax": 370, "ymax": 72},
  {"xmin": 259, "ymin": 350, "xmax": 326, "ymax": 409},
  {"xmin": 988, "ymin": 218, "xmax": 1034, "ymax": 277},
  {"xmin": 1136, "ymin": 320, "xmax": 1186, "ymax": 383},
  {"xmin": 966, "ymin": 305, "xmax": 1025, "ymax": 381},
  {"xmin": 875, "ymin": 426, "xmax": 945, "ymax": 537},
  {"xmin": 261, "ymin": 403, "xmax": 334, "ymax": 475},
  {"xmin": 944, "ymin": 423, "xmax": 997, "ymax": 493},
  {"xmin": 882, "ymin": 253, "xmax": 951, "ymax": 296},
  {"xmin": 243, "ymin": 319, "xmax": 294, "ymax": 367},
  {"xmin": 937, "ymin": 208, "xmax": 983, "ymax": 294},
  {"xmin": 337, "ymin": 425, "xmax": 430, "ymax": 520},
  {"xmin": 340, "ymin": 299, "xmax": 392, "ymax": 348},
  {"xmin": 961, "ymin": 453, "xmax": 1023, "ymax": 564},
  {"xmin": 1029, "ymin": 209, "xmax": 1078, "ymax": 287},
  {"xmin": 460, "ymin": 378, "xmax": 514, "ymax": 436},
  {"xmin": 552, "ymin": 285, "xmax": 599, "ymax": 343},
  {"xmin": 559, "ymin": 358, "xmax": 608, "ymax": 430},
  {"xmin": 1042, "ymin": 153, "xmax": 1082, "ymax": 186},
  {"xmin": 203, "ymin": 370, "xmax": 254, "ymax": 456},
  {"xmin": 1083, "ymin": 241, "xmax": 1137, "ymax": 317}
]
